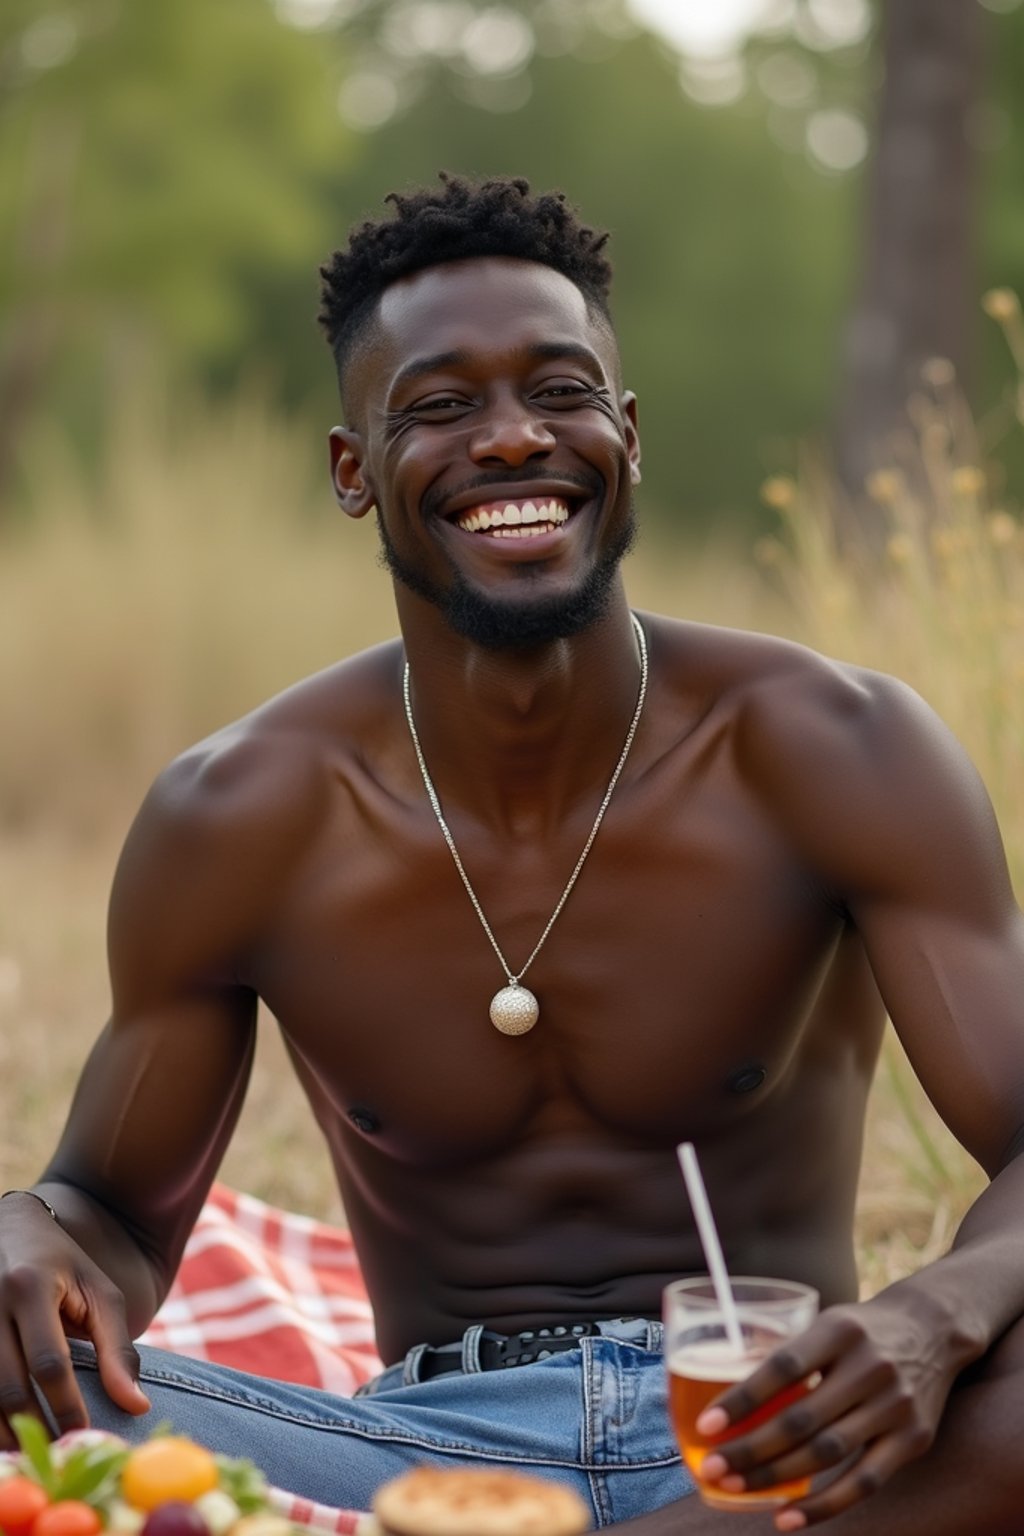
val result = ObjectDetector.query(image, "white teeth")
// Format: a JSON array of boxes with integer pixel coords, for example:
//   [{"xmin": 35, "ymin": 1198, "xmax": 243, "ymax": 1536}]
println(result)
[{"xmin": 455, "ymin": 496, "xmax": 573, "ymax": 532}]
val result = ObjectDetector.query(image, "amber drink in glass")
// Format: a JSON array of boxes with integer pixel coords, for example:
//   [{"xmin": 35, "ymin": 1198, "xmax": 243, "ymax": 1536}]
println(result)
[{"xmin": 664, "ymin": 1275, "xmax": 819, "ymax": 1512}]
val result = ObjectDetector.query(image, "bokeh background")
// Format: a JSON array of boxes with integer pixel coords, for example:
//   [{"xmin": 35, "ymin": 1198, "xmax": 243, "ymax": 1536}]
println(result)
[{"xmin": 3, "ymin": 0, "xmax": 1024, "ymax": 1294}]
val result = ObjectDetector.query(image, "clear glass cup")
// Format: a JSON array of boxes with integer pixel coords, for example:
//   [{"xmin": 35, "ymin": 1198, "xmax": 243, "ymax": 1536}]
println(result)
[{"xmin": 664, "ymin": 1275, "xmax": 820, "ymax": 1512}]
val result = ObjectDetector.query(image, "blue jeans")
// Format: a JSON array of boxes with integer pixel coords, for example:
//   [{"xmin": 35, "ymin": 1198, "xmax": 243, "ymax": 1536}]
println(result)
[{"xmin": 70, "ymin": 1320, "xmax": 694, "ymax": 1527}]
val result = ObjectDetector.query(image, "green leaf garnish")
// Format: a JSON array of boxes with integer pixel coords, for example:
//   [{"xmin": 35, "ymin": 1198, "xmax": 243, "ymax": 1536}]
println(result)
[
  {"xmin": 55, "ymin": 1443, "xmax": 130, "ymax": 1505},
  {"xmin": 10, "ymin": 1416, "xmax": 131, "ymax": 1511},
  {"xmin": 10, "ymin": 1416, "xmax": 56, "ymax": 1496},
  {"xmin": 214, "ymin": 1453, "xmax": 269, "ymax": 1514}
]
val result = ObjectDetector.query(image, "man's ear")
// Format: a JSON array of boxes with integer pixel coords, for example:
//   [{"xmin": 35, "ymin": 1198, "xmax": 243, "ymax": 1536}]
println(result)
[
  {"xmin": 622, "ymin": 392, "xmax": 641, "ymax": 485},
  {"xmin": 329, "ymin": 426, "xmax": 376, "ymax": 519}
]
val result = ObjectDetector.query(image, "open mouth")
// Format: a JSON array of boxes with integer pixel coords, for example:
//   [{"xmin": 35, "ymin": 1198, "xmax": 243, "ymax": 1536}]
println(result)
[{"xmin": 448, "ymin": 496, "xmax": 582, "ymax": 540}]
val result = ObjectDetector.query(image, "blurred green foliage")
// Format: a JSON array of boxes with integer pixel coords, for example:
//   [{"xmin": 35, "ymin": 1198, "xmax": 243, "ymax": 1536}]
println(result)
[
  {"xmin": 331, "ymin": 27, "xmax": 858, "ymax": 531},
  {"xmin": 1, "ymin": 0, "xmax": 1022, "ymax": 534},
  {"xmin": 0, "ymin": 0, "xmax": 349, "ymax": 457}
]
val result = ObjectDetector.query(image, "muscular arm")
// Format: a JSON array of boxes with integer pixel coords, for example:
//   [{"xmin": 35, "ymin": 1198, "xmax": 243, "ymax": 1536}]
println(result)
[
  {"xmin": 694, "ymin": 660, "xmax": 1024, "ymax": 1525},
  {"xmin": 0, "ymin": 725, "xmax": 308, "ymax": 1438},
  {"xmin": 803, "ymin": 672, "xmax": 1024, "ymax": 1341},
  {"xmin": 40, "ymin": 776, "xmax": 262, "ymax": 1331}
]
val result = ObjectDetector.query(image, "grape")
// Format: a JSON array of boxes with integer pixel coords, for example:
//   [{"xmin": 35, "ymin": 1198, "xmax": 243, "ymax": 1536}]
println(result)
[{"xmin": 139, "ymin": 1503, "xmax": 210, "ymax": 1536}]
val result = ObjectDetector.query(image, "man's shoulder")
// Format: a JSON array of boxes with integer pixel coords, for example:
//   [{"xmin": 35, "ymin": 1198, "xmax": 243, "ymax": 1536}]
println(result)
[
  {"xmin": 647, "ymin": 612, "xmax": 946, "ymax": 819},
  {"xmin": 648, "ymin": 614, "xmax": 994, "ymax": 887},
  {"xmin": 648, "ymin": 611, "xmax": 908, "ymax": 728},
  {"xmin": 134, "ymin": 639, "xmax": 404, "ymax": 854}
]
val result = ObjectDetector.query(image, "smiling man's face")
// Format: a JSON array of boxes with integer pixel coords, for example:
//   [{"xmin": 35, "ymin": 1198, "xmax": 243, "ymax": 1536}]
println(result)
[{"xmin": 332, "ymin": 256, "xmax": 641, "ymax": 649}]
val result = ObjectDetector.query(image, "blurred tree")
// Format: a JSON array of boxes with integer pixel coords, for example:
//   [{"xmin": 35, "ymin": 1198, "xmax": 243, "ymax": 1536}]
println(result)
[
  {"xmin": 2, "ymin": 0, "xmax": 860, "ymax": 536},
  {"xmin": 833, "ymin": 0, "xmax": 984, "ymax": 520},
  {"xmin": 0, "ymin": 0, "xmax": 351, "ymax": 516},
  {"xmin": 4, "ymin": 0, "xmax": 1023, "ymax": 538},
  {"xmin": 315, "ymin": 6, "xmax": 858, "ymax": 533}
]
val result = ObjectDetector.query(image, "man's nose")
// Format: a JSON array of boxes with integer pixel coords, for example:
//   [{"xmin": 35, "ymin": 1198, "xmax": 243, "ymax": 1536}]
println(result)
[{"xmin": 468, "ymin": 398, "xmax": 556, "ymax": 465}]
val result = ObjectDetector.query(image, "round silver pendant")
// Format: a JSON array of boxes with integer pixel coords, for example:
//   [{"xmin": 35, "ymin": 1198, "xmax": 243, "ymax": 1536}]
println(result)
[{"xmin": 489, "ymin": 984, "xmax": 539, "ymax": 1035}]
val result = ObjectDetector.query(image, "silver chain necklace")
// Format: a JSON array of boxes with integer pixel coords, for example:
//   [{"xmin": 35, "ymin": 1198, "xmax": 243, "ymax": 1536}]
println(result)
[{"xmin": 403, "ymin": 613, "xmax": 648, "ymax": 1036}]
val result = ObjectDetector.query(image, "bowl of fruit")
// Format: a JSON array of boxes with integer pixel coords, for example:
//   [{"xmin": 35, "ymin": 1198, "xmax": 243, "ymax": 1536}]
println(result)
[{"xmin": 0, "ymin": 1417, "xmax": 295, "ymax": 1536}]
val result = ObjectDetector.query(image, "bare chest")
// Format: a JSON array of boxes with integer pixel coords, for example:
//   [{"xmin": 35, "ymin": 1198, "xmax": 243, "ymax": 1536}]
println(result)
[{"xmin": 244, "ymin": 761, "xmax": 858, "ymax": 1163}]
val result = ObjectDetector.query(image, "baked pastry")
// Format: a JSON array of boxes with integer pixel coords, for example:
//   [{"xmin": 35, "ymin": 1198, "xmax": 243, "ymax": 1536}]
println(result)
[{"xmin": 372, "ymin": 1467, "xmax": 590, "ymax": 1536}]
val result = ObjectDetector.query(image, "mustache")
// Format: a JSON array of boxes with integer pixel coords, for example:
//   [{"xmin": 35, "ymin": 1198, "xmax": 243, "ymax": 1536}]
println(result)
[{"xmin": 421, "ymin": 468, "xmax": 601, "ymax": 521}]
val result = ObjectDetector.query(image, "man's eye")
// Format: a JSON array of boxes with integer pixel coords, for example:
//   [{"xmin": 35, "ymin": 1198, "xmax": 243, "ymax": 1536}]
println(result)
[
  {"xmin": 535, "ymin": 382, "xmax": 594, "ymax": 403},
  {"xmin": 414, "ymin": 397, "xmax": 469, "ymax": 413}
]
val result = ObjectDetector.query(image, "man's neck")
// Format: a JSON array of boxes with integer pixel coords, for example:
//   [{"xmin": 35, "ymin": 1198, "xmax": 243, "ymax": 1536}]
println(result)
[{"xmin": 395, "ymin": 588, "xmax": 645, "ymax": 836}]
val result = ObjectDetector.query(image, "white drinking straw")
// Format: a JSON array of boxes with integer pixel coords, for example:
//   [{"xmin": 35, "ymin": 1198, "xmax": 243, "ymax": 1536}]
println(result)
[{"xmin": 676, "ymin": 1141, "xmax": 745, "ymax": 1355}]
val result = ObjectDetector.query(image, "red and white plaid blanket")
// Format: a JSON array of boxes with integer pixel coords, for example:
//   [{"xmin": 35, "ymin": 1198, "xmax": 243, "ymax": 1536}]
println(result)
[
  {"xmin": 139, "ymin": 1183, "xmax": 384, "ymax": 1534},
  {"xmin": 141, "ymin": 1184, "xmax": 381, "ymax": 1395}
]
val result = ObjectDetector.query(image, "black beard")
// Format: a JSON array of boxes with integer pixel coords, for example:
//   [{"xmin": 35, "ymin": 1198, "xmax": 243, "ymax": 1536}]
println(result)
[{"xmin": 376, "ymin": 504, "xmax": 637, "ymax": 651}]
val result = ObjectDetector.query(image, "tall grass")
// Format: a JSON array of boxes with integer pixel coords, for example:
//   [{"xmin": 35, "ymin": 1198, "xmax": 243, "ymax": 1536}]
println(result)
[
  {"xmin": 2, "ymin": 305, "xmax": 1022, "ymax": 1287},
  {"xmin": 1, "ymin": 390, "xmax": 401, "ymax": 831},
  {"xmin": 751, "ymin": 294, "xmax": 1024, "ymax": 1288}
]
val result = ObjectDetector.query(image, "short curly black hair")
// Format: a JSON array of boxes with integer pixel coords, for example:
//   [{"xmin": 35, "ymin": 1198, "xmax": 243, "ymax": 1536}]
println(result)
[{"xmin": 318, "ymin": 173, "xmax": 614, "ymax": 394}]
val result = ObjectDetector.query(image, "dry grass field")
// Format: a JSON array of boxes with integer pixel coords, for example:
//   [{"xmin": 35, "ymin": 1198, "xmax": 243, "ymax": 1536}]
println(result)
[{"xmin": 4, "ymin": 342, "xmax": 1022, "ymax": 1298}]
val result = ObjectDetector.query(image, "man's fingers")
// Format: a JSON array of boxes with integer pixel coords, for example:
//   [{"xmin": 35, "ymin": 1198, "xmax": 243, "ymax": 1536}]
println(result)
[
  {"xmin": 0, "ymin": 1211, "xmax": 147, "ymax": 1426},
  {"xmin": 722, "ymin": 1390, "xmax": 919, "ymax": 1491},
  {"xmin": 702, "ymin": 1370, "xmax": 865, "ymax": 1477},
  {"xmin": 702, "ymin": 1345, "xmax": 910, "ymax": 1479},
  {"xmin": 0, "ymin": 1321, "xmax": 43, "ymax": 1448},
  {"xmin": 15, "ymin": 1312, "xmax": 90, "ymax": 1437},
  {"xmin": 89, "ymin": 1297, "xmax": 150, "ymax": 1416},
  {"xmin": 777, "ymin": 1429, "xmax": 936, "ymax": 1527},
  {"xmin": 704, "ymin": 1314, "xmax": 856, "ymax": 1431}
]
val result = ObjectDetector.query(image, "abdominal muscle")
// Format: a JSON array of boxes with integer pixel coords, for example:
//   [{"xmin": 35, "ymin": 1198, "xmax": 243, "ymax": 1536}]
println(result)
[
  {"xmin": 321, "ymin": 1090, "xmax": 866, "ymax": 1364},
  {"xmin": 276, "ymin": 891, "xmax": 881, "ymax": 1364}
]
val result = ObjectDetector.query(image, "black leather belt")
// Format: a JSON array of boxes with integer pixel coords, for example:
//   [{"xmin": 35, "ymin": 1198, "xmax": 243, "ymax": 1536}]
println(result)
[{"xmin": 419, "ymin": 1322, "xmax": 602, "ymax": 1378}]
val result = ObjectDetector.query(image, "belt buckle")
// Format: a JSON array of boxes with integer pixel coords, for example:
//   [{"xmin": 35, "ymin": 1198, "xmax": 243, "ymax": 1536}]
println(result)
[{"xmin": 499, "ymin": 1322, "xmax": 597, "ymax": 1368}]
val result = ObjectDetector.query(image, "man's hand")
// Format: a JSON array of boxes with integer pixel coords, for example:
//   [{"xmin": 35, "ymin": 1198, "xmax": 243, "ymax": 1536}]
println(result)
[
  {"xmin": 0, "ymin": 1192, "xmax": 150, "ymax": 1445},
  {"xmin": 695, "ymin": 1293, "xmax": 972, "ymax": 1530}
]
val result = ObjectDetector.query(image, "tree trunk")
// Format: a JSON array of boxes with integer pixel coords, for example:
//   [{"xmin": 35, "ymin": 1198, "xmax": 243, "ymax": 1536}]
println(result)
[{"xmin": 833, "ymin": 0, "xmax": 983, "ymax": 530}]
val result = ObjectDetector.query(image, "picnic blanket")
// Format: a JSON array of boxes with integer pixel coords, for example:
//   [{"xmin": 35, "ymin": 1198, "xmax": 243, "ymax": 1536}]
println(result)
[
  {"xmin": 138, "ymin": 1183, "xmax": 384, "ymax": 1534},
  {"xmin": 140, "ymin": 1183, "xmax": 381, "ymax": 1394}
]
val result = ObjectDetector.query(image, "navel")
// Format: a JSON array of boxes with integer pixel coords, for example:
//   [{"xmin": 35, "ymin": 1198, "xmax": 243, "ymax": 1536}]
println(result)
[
  {"xmin": 727, "ymin": 1064, "xmax": 767, "ymax": 1096},
  {"xmin": 347, "ymin": 1105, "xmax": 381, "ymax": 1134}
]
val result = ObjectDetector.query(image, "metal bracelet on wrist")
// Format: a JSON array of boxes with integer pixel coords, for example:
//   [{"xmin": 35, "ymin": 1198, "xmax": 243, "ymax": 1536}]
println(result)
[{"xmin": 1, "ymin": 1188, "xmax": 61, "ymax": 1223}]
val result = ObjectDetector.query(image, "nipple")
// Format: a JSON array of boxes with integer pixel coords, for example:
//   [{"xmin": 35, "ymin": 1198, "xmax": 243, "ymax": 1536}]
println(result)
[
  {"xmin": 347, "ymin": 1106, "xmax": 380, "ymax": 1134},
  {"xmin": 727, "ymin": 1064, "xmax": 766, "ymax": 1095}
]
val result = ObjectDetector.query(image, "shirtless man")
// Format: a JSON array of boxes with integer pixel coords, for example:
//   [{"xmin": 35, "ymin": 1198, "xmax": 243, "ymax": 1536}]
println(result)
[{"xmin": 2, "ymin": 175, "xmax": 1023, "ymax": 1536}]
